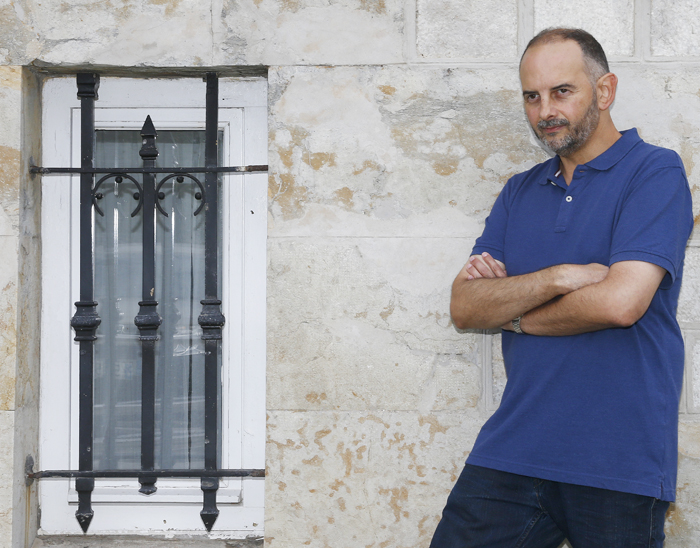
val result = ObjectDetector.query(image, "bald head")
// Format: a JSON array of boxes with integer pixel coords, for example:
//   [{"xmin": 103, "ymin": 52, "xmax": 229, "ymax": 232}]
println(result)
[{"xmin": 521, "ymin": 28, "xmax": 609, "ymax": 85}]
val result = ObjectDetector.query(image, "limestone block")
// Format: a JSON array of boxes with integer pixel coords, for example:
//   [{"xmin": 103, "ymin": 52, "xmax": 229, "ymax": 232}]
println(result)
[
  {"xmin": 651, "ymin": 0, "xmax": 700, "ymax": 57},
  {"xmin": 214, "ymin": 0, "xmax": 405, "ymax": 65},
  {"xmin": 683, "ymin": 331, "xmax": 700, "ymax": 415},
  {"xmin": 0, "ymin": 67, "xmax": 20, "ymax": 150},
  {"xmin": 0, "ymin": 67, "xmax": 20, "ymax": 235},
  {"xmin": 268, "ymin": 65, "xmax": 548, "ymax": 239},
  {"xmin": 667, "ymin": 454, "xmax": 700, "ymax": 545},
  {"xmin": 416, "ymin": 0, "xmax": 518, "ymax": 59},
  {"xmin": 490, "ymin": 332, "xmax": 505, "ymax": 409},
  {"xmin": 0, "ymin": 236, "xmax": 17, "ymax": 413},
  {"xmin": 0, "ymin": 2, "xmax": 36, "ymax": 65},
  {"xmin": 265, "ymin": 410, "xmax": 482, "ymax": 548},
  {"xmin": 267, "ymin": 237, "xmax": 481, "ymax": 411},
  {"xmin": 0, "ymin": 411, "xmax": 13, "ymax": 541},
  {"xmin": 678, "ymin": 249, "xmax": 700, "ymax": 324},
  {"xmin": 534, "ymin": 0, "xmax": 635, "ymax": 57},
  {"xmin": 3, "ymin": 0, "xmax": 214, "ymax": 66},
  {"xmin": 679, "ymin": 421, "xmax": 700, "ymax": 459}
]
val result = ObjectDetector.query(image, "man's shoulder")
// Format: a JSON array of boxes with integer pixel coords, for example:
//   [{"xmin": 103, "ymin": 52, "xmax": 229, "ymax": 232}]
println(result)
[
  {"xmin": 636, "ymin": 142, "xmax": 683, "ymax": 168},
  {"xmin": 618, "ymin": 131, "xmax": 685, "ymax": 172}
]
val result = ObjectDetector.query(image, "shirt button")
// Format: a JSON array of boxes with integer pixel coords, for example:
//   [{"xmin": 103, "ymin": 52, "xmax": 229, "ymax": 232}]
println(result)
[{"xmin": 566, "ymin": 196, "xmax": 573, "ymax": 202}]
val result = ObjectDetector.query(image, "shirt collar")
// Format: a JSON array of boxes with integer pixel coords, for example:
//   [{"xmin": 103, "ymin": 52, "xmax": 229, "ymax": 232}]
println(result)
[
  {"xmin": 541, "ymin": 128, "xmax": 641, "ymax": 186},
  {"xmin": 542, "ymin": 157, "xmax": 564, "ymax": 186},
  {"xmin": 585, "ymin": 128, "xmax": 641, "ymax": 171}
]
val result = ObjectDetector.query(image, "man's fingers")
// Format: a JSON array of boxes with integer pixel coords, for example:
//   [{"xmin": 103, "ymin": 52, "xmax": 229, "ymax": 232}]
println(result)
[
  {"xmin": 469, "ymin": 255, "xmax": 497, "ymax": 278},
  {"xmin": 462, "ymin": 254, "xmax": 508, "ymax": 282},
  {"xmin": 466, "ymin": 253, "xmax": 508, "ymax": 279},
  {"xmin": 481, "ymin": 252, "xmax": 507, "ymax": 277},
  {"xmin": 465, "ymin": 262, "xmax": 484, "ymax": 279}
]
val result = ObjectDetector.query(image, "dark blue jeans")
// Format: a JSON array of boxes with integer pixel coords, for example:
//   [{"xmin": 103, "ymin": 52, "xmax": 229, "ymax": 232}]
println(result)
[{"xmin": 430, "ymin": 464, "xmax": 668, "ymax": 548}]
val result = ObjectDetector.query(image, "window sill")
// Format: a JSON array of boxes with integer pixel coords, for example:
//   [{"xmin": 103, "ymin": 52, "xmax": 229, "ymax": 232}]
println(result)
[{"xmin": 33, "ymin": 536, "xmax": 263, "ymax": 548}]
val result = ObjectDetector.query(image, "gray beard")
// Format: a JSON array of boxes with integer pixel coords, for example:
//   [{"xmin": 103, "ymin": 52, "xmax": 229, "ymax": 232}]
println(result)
[{"xmin": 536, "ymin": 99, "xmax": 600, "ymax": 157}]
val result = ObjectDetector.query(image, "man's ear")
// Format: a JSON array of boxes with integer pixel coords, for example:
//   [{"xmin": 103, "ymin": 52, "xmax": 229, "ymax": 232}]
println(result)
[{"xmin": 596, "ymin": 72, "xmax": 618, "ymax": 111}]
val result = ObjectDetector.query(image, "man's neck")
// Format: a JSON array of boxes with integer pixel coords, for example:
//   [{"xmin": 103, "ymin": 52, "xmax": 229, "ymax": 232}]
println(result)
[{"xmin": 559, "ymin": 120, "xmax": 622, "ymax": 185}]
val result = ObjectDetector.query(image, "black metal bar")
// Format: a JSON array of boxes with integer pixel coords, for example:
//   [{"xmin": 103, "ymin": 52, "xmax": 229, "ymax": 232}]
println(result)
[
  {"xmin": 198, "ymin": 72, "xmax": 225, "ymax": 533},
  {"xmin": 31, "ymin": 165, "xmax": 268, "ymax": 175},
  {"xmin": 134, "ymin": 115, "xmax": 162, "ymax": 496},
  {"xmin": 28, "ymin": 468, "xmax": 265, "ymax": 480},
  {"xmin": 70, "ymin": 72, "xmax": 101, "ymax": 534}
]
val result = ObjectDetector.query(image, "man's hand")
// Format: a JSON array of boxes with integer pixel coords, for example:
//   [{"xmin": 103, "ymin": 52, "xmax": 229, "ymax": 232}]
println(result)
[{"xmin": 464, "ymin": 253, "xmax": 507, "ymax": 279}]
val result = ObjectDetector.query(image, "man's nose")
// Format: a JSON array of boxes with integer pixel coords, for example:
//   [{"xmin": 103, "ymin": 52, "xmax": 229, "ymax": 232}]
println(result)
[{"xmin": 538, "ymin": 97, "xmax": 557, "ymax": 120}]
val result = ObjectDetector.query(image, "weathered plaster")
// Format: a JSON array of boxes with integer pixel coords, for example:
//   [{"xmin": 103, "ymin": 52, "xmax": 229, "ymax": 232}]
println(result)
[
  {"xmin": 0, "ymin": 236, "xmax": 18, "ymax": 412},
  {"xmin": 0, "ymin": 412, "xmax": 14, "ymax": 543},
  {"xmin": 1, "ymin": 0, "xmax": 214, "ymax": 66},
  {"xmin": 265, "ymin": 410, "xmax": 481, "ymax": 548},
  {"xmin": 268, "ymin": 66, "xmax": 547, "ymax": 238},
  {"xmin": 0, "ymin": 67, "xmax": 21, "ymax": 234},
  {"xmin": 667, "ymin": 454, "xmax": 700, "ymax": 546},
  {"xmin": 267, "ymin": 238, "xmax": 479, "ymax": 412}
]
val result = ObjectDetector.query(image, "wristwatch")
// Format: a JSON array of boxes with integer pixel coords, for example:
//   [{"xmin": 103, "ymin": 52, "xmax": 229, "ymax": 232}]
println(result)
[{"xmin": 512, "ymin": 315, "xmax": 524, "ymax": 334}]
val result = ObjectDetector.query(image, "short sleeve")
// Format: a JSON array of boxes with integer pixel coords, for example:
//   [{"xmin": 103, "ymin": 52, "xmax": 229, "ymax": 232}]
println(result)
[
  {"xmin": 610, "ymin": 160, "xmax": 693, "ymax": 289},
  {"xmin": 471, "ymin": 181, "xmax": 512, "ymax": 263}
]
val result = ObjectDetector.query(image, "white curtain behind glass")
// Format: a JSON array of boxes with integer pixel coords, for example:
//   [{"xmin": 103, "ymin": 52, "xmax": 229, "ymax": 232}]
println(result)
[{"xmin": 93, "ymin": 129, "xmax": 222, "ymax": 470}]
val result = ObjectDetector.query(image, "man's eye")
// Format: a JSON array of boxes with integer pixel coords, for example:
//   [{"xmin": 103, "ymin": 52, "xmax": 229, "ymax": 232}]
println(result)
[
  {"xmin": 556, "ymin": 88, "xmax": 570, "ymax": 95},
  {"xmin": 525, "ymin": 94, "xmax": 539, "ymax": 102}
]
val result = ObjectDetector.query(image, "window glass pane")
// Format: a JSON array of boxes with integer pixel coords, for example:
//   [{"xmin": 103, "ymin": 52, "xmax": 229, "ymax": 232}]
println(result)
[{"xmin": 92, "ymin": 129, "xmax": 223, "ymax": 470}]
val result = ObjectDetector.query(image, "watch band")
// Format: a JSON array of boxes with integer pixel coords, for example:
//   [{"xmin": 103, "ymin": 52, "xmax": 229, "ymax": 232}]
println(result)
[{"xmin": 512, "ymin": 315, "xmax": 524, "ymax": 334}]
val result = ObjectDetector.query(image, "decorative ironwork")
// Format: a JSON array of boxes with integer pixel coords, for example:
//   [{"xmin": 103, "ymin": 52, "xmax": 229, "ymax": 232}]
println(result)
[
  {"xmin": 31, "ymin": 72, "xmax": 266, "ymax": 533},
  {"xmin": 72, "ymin": 72, "xmax": 100, "ymax": 533},
  {"xmin": 199, "ymin": 72, "xmax": 224, "ymax": 530},
  {"xmin": 135, "ymin": 114, "xmax": 162, "ymax": 497},
  {"xmin": 26, "ymin": 466, "xmax": 265, "ymax": 479},
  {"xmin": 155, "ymin": 173, "xmax": 205, "ymax": 217},
  {"xmin": 93, "ymin": 173, "xmax": 143, "ymax": 217}
]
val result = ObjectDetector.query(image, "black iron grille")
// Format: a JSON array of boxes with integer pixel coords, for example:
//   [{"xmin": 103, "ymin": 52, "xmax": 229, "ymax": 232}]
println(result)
[{"xmin": 28, "ymin": 73, "xmax": 266, "ymax": 533}]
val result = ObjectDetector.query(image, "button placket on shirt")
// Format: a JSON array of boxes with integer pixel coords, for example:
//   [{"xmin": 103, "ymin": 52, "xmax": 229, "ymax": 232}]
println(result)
[{"xmin": 554, "ymin": 168, "xmax": 587, "ymax": 232}]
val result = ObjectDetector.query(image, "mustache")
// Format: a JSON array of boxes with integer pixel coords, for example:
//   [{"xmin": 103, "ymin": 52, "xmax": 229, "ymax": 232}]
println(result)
[{"xmin": 537, "ymin": 118, "xmax": 570, "ymax": 130}]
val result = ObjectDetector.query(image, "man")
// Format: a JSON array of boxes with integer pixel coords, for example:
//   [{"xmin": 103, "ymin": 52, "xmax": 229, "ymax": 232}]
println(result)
[{"xmin": 431, "ymin": 28, "xmax": 693, "ymax": 547}]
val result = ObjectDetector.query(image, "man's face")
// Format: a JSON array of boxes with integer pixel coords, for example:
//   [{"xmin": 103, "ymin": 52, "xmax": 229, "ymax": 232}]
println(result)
[{"xmin": 519, "ymin": 40, "xmax": 600, "ymax": 157}]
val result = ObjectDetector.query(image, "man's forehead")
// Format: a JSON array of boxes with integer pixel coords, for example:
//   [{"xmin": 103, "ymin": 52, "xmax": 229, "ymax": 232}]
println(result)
[{"xmin": 520, "ymin": 39, "xmax": 588, "ymax": 83}]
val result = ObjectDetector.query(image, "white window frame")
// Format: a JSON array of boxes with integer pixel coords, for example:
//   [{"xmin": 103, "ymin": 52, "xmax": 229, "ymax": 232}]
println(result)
[{"xmin": 39, "ymin": 76, "xmax": 266, "ymax": 536}]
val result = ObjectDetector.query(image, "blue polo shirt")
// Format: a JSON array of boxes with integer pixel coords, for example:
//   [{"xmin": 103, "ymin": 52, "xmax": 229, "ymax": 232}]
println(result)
[{"xmin": 468, "ymin": 128, "xmax": 693, "ymax": 501}]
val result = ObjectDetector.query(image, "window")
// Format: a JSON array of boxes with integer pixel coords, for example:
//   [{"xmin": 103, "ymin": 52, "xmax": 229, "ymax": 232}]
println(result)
[{"xmin": 39, "ymin": 75, "xmax": 266, "ymax": 536}]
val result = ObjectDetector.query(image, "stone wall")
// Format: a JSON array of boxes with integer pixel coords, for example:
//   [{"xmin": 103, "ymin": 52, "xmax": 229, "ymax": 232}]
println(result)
[{"xmin": 2, "ymin": 0, "xmax": 700, "ymax": 547}]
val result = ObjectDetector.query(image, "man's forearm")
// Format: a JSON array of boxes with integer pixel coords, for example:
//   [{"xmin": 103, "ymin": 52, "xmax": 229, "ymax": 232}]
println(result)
[
  {"xmin": 515, "ymin": 286, "xmax": 619, "ymax": 336},
  {"xmin": 450, "ymin": 262, "xmax": 608, "ymax": 330},
  {"xmin": 515, "ymin": 261, "xmax": 665, "ymax": 336}
]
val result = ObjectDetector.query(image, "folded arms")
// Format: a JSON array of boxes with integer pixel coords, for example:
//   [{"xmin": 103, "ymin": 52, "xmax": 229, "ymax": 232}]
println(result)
[{"xmin": 450, "ymin": 253, "xmax": 666, "ymax": 336}]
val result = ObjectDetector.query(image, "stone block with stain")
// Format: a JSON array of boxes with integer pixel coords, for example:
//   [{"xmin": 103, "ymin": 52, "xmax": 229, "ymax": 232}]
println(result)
[{"xmin": 215, "ymin": 0, "xmax": 405, "ymax": 65}]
